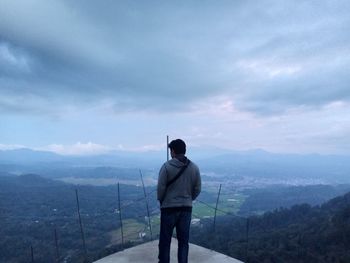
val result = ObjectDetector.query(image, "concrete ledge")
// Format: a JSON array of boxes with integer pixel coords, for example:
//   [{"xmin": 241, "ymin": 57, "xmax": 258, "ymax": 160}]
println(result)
[{"xmin": 93, "ymin": 238, "xmax": 243, "ymax": 263}]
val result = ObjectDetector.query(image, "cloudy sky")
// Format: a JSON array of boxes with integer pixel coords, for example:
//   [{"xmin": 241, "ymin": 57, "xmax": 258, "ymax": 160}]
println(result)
[{"xmin": 0, "ymin": 0, "xmax": 349, "ymax": 155}]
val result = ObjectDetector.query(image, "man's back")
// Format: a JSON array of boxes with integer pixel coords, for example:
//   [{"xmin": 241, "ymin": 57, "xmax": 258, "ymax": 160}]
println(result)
[
  {"xmin": 157, "ymin": 139, "xmax": 201, "ymax": 263},
  {"xmin": 158, "ymin": 157, "xmax": 201, "ymax": 208}
]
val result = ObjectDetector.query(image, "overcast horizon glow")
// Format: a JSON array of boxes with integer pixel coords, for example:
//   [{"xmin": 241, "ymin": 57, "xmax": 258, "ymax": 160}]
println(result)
[{"xmin": 1, "ymin": 0, "xmax": 350, "ymax": 155}]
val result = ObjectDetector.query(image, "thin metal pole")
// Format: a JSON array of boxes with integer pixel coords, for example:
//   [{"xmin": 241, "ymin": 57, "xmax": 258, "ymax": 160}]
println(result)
[
  {"xmin": 245, "ymin": 217, "xmax": 250, "ymax": 263},
  {"xmin": 213, "ymin": 184, "xmax": 222, "ymax": 231},
  {"xmin": 166, "ymin": 135, "xmax": 169, "ymax": 161},
  {"xmin": 75, "ymin": 189, "xmax": 88, "ymax": 261},
  {"xmin": 140, "ymin": 170, "xmax": 153, "ymax": 240},
  {"xmin": 117, "ymin": 182, "xmax": 124, "ymax": 249},
  {"xmin": 54, "ymin": 228, "xmax": 60, "ymax": 262},
  {"xmin": 297, "ymin": 233, "xmax": 302, "ymax": 260},
  {"xmin": 31, "ymin": 245, "xmax": 34, "ymax": 263}
]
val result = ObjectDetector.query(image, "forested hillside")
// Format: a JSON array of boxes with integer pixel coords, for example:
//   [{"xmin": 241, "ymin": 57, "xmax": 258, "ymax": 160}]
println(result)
[
  {"xmin": 0, "ymin": 174, "xmax": 158, "ymax": 263},
  {"xmin": 239, "ymin": 185, "xmax": 350, "ymax": 215},
  {"xmin": 3, "ymin": 173, "xmax": 350, "ymax": 263},
  {"xmin": 191, "ymin": 192, "xmax": 350, "ymax": 263}
]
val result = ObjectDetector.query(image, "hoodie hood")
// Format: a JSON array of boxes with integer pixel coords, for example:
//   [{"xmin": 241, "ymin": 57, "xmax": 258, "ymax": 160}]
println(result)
[{"xmin": 168, "ymin": 156, "xmax": 188, "ymax": 168}]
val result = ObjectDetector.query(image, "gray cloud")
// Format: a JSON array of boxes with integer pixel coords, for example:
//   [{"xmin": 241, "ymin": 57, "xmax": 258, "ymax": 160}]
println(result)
[{"xmin": 0, "ymin": 0, "xmax": 349, "ymax": 115}]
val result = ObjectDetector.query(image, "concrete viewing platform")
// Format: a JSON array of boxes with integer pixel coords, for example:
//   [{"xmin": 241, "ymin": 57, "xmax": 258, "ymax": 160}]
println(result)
[{"xmin": 93, "ymin": 238, "xmax": 243, "ymax": 263}]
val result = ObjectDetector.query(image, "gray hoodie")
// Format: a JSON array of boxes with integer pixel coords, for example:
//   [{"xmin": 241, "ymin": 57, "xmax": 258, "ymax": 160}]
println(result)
[{"xmin": 157, "ymin": 157, "xmax": 201, "ymax": 209}]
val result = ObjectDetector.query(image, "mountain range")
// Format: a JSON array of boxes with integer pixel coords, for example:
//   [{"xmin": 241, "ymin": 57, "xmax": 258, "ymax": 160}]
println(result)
[{"xmin": 0, "ymin": 148, "xmax": 349, "ymax": 184}]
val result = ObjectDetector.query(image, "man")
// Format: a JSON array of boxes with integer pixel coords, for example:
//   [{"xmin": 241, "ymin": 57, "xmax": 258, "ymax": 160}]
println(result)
[{"xmin": 157, "ymin": 139, "xmax": 201, "ymax": 263}]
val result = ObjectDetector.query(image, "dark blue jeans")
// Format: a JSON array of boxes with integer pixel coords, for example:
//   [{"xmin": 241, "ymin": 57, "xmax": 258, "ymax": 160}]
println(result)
[{"xmin": 158, "ymin": 207, "xmax": 192, "ymax": 263}]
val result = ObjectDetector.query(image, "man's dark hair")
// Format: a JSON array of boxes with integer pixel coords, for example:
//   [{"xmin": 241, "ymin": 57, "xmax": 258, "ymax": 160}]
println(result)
[{"xmin": 168, "ymin": 139, "xmax": 186, "ymax": 154}]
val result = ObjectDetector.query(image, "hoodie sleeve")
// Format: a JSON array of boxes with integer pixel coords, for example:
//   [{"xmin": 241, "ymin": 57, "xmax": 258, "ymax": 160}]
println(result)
[
  {"xmin": 192, "ymin": 165, "xmax": 201, "ymax": 200},
  {"xmin": 157, "ymin": 163, "xmax": 168, "ymax": 203}
]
